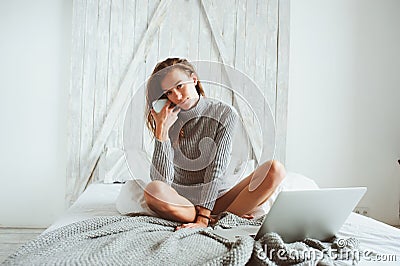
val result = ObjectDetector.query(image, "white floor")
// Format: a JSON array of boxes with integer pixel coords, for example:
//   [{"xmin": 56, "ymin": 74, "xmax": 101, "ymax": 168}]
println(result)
[{"xmin": 0, "ymin": 228, "xmax": 44, "ymax": 263}]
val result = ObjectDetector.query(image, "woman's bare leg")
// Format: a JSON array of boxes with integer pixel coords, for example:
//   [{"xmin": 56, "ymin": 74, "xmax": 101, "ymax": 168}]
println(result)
[
  {"xmin": 144, "ymin": 180, "xmax": 196, "ymax": 223},
  {"xmin": 213, "ymin": 160, "xmax": 286, "ymax": 217}
]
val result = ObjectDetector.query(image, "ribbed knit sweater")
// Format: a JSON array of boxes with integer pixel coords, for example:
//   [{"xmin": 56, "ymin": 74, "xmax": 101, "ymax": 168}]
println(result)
[{"xmin": 150, "ymin": 96, "xmax": 238, "ymax": 210}]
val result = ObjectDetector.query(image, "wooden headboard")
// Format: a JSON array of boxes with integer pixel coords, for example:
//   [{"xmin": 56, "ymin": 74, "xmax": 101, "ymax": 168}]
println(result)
[{"xmin": 66, "ymin": 0, "xmax": 290, "ymax": 204}]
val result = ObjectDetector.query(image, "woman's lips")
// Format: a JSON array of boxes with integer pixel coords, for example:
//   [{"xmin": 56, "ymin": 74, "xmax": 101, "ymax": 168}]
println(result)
[{"xmin": 177, "ymin": 98, "xmax": 189, "ymax": 107}]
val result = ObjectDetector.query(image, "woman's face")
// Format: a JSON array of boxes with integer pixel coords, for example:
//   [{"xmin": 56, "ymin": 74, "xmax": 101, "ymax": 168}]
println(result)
[{"xmin": 160, "ymin": 69, "xmax": 199, "ymax": 110}]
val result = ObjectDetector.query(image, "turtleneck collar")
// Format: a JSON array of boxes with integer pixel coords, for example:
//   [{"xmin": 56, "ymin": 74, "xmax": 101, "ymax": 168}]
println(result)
[{"xmin": 178, "ymin": 95, "xmax": 208, "ymax": 121}]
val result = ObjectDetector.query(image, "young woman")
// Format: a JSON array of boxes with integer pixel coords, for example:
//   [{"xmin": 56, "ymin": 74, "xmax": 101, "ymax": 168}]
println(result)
[{"xmin": 144, "ymin": 58, "xmax": 286, "ymax": 230}]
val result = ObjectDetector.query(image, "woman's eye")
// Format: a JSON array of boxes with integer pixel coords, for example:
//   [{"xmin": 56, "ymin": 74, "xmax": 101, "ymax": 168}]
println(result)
[
  {"xmin": 177, "ymin": 84, "xmax": 183, "ymax": 89},
  {"xmin": 165, "ymin": 91, "xmax": 171, "ymax": 96}
]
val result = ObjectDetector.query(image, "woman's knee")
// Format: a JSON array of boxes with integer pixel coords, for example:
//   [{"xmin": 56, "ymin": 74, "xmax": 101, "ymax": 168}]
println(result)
[
  {"xmin": 144, "ymin": 180, "xmax": 169, "ymax": 197},
  {"xmin": 144, "ymin": 181, "xmax": 171, "ymax": 209},
  {"xmin": 268, "ymin": 160, "xmax": 286, "ymax": 186}
]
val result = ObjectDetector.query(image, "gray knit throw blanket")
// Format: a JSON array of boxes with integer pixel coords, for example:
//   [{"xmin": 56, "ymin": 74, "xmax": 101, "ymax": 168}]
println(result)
[{"xmin": 2, "ymin": 213, "xmax": 362, "ymax": 266}]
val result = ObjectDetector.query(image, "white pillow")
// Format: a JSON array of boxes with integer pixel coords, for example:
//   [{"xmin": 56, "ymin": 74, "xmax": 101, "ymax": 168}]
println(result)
[
  {"xmin": 256, "ymin": 171, "xmax": 319, "ymax": 217},
  {"xmin": 115, "ymin": 179, "xmax": 156, "ymax": 216}
]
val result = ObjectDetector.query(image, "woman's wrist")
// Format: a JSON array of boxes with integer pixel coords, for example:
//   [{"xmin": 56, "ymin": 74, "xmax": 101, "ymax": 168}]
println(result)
[
  {"xmin": 195, "ymin": 205, "xmax": 211, "ymax": 225},
  {"xmin": 155, "ymin": 126, "xmax": 169, "ymax": 141},
  {"xmin": 195, "ymin": 215, "xmax": 210, "ymax": 225}
]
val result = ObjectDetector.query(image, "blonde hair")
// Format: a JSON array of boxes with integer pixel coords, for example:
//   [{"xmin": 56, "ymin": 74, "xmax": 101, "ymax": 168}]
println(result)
[{"xmin": 145, "ymin": 58, "xmax": 205, "ymax": 137}]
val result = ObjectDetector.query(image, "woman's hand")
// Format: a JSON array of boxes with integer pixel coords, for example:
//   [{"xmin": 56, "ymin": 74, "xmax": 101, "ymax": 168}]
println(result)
[
  {"xmin": 175, "ymin": 220, "xmax": 208, "ymax": 231},
  {"xmin": 151, "ymin": 100, "xmax": 180, "ymax": 141}
]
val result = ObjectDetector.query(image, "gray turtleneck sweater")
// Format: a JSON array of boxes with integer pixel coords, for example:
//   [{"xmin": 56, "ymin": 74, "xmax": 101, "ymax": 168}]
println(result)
[{"xmin": 150, "ymin": 96, "xmax": 238, "ymax": 210}]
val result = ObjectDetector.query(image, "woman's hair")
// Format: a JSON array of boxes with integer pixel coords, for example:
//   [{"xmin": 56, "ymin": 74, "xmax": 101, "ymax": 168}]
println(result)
[{"xmin": 145, "ymin": 58, "xmax": 205, "ymax": 137}]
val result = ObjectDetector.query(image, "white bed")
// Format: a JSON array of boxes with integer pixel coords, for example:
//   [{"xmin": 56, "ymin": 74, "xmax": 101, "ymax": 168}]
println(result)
[
  {"xmin": 45, "ymin": 172, "xmax": 318, "ymax": 233},
  {"xmin": 40, "ymin": 173, "xmax": 400, "ymax": 265}
]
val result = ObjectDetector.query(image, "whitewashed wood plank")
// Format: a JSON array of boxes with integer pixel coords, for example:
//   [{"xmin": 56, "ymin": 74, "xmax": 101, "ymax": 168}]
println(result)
[
  {"xmin": 254, "ymin": 0, "xmax": 267, "ymax": 97},
  {"xmin": 207, "ymin": 1, "xmax": 223, "ymax": 100},
  {"xmin": 0, "ymin": 228, "xmax": 45, "ymax": 234},
  {"xmin": 205, "ymin": 0, "xmax": 223, "ymax": 100},
  {"xmin": 244, "ymin": 0, "xmax": 257, "ymax": 80},
  {"xmin": 66, "ymin": 0, "xmax": 87, "ymax": 206},
  {"xmin": 265, "ymin": 0, "xmax": 280, "ymax": 163},
  {"xmin": 142, "ymin": 0, "xmax": 160, "ymax": 152},
  {"xmin": 221, "ymin": 0, "xmax": 236, "ymax": 64},
  {"xmin": 133, "ymin": 0, "xmax": 148, "ymax": 112},
  {"xmin": 115, "ymin": 0, "xmax": 140, "ymax": 153},
  {"xmin": 220, "ymin": 0, "xmax": 236, "ymax": 104},
  {"xmin": 201, "ymin": 0, "xmax": 233, "ymax": 67},
  {"xmin": 243, "ymin": 3, "xmax": 263, "ymax": 163},
  {"xmin": 202, "ymin": 0, "xmax": 258, "ymax": 160},
  {"xmin": 99, "ymin": 0, "xmax": 137, "ymax": 182},
  {"xmin": 106, "ymin": 0, "xmax": 124, "ymax": 150},
  {"xmin": 0, "ymin": 244, "xmax": 23, "ymax": 257},
  {"xmin": 72, "ymin": 0, "xmax": 172, "ymax": 200},
  {"xmin": 201, "ymin": 0, "xmax": 260, "ymax": 160},
  {"xmin": 157, "ymin": 0, "xmax": 172, "ymax": 60},
  {"xmin": 93, "ymin": 0, "xmax": 111, "ymax": 148},
  {"xmin": 187, "ymin": 0, "xmax": 200, "ymax": 61},
  {"xmin": 265, "ymin": 0, "xmax": 279, "ymax": 116},
  {"xmin": 121, "ymin": 0, "xmax": 136, "ymax": 72},
  {"xmin": 80, "ymin": 0, "xmax": 99, "ymax": 180},
  {"xmin": 234, "ymin": 0, "xmax": 246, "ymax": 80},
  {"xmin": 275, "ymin": 0, "xmax": 290, "ymax": 164},
  {"xmin": 0, "ymin": 234, "xmax": 40, "ymax": 243},
  {"xmin": 0, "ymin": 228, "xmax": 43, "ymax": 262},
  {"xmin": 127, "ymin": 0, "xmax": 146, "ymax": 144},
  {"xmin": 168, "ymin": 0, "xmax": 188, "ymax": 57},
  {"xmin": 234, "ymin": 0, "xmax": 260, "ymax": 162},
  {"xmin": 91, "ymin": 0, "xmax": 111, "ymax": 182},
  {"xmin": 208, "ymin": 4, "xmax": 220, "ymax": 67},
  {"xmin": 199, "ymin": 0, "xmax": 222, "ymax": 100},
  {"xmin": 131, "ymin": 0, "xmax": 148, "ymax": 159},
  {"xmin": 243, "ymin": 0, "xmax": 264, "ymax": 163},
  {"xmin": 197, "ymin": 0, "xmax": 212, "ymax": 90},
  {"xmin": 144, "ymin": 0, "xmax": 160, "ymax": 79}
]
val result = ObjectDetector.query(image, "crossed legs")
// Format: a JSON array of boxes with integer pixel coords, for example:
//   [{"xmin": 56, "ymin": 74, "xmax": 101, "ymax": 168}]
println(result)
[{"xmin": 144, "ymin": 160, "xmax": 286, "ymax": 223}]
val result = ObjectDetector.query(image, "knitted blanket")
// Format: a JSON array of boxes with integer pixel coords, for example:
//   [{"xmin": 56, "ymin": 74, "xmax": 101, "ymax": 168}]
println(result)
[{"xmin": 2, "ymin": 213, "xmax": 363, "ymax": 266}]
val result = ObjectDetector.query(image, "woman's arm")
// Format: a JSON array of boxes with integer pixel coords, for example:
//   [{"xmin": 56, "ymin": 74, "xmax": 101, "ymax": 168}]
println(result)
[
  {"xmin": 149, "ymin": 102, "xmax": 180, "ymax": 184},
  {"xmin": 150, "ymin": 139, "xmax": 175, "ymax": 184},
  {"xmin": 199, "ymin": 108, "xmax": 239, "ymax": 211}
]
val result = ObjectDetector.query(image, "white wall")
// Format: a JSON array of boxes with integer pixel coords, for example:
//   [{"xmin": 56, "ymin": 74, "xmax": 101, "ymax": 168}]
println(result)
[
  {"xmin": 287, "ymin": 0, "xmax": 400, "ymax": 225},
  {"xmin": 0, "ymin": 0, "xmax": 71, "ymax": 227}
]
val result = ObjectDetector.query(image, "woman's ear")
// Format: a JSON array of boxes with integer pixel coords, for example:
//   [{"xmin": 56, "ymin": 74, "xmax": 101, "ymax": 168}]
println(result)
[{"xmin": 191, "ymin": 73, "xmax": 198, "ymax": 85}]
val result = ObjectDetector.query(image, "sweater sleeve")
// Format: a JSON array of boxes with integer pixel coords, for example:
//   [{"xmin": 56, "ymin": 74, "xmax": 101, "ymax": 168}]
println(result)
[
  {"xmin": 150, "ymin": 138, "xmax": 175, "ymax": 185},
  {"xmin": 198, "ymin": 108, "xmax": 238, "ymax": 210}
]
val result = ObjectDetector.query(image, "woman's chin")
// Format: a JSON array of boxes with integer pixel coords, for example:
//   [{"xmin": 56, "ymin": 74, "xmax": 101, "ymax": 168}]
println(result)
[
  {"xmin": 183, "ymin": 98, "xmax": 200, "ymax": 110},
  {"xmin": 178, "ymin": 99, "xmax": 192, "ymax": 110}
]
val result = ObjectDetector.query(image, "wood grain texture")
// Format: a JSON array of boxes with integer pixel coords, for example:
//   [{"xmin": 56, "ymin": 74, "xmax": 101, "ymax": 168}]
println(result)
[
  {"xmin": 0, "ymin": 228, "xmax": 44, "ymax": 263},
  {"xmin": 275, "ymin": 0, "xmax": 290, "ymax": 163},
  {"xmin": 71, "ymin": 0, "xmax": 172, "ymax": 200},
  {"xmin": 66, "ymin": 0, "xmax": 87, "ymax": 206}
]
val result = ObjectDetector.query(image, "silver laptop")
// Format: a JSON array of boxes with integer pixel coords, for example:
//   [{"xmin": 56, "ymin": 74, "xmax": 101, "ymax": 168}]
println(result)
[{"xmin": 213, "ymin": 187, "xmax": 367, "ymax": 243}]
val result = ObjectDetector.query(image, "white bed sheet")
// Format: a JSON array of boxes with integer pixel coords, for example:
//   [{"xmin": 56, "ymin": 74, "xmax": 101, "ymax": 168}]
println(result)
[
  {"xmin": 338, "ymin": 213, "xmax": 400, "ymax": 263},
  {"xmin": 44, "ymin": 177, "xmax": 400, "ymax": 264}
]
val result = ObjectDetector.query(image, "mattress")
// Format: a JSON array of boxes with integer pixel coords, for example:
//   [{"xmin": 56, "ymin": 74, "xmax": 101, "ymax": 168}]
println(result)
[{"xmin": 45, "ymin": 176, "xmax": 400, "ymax": 264}]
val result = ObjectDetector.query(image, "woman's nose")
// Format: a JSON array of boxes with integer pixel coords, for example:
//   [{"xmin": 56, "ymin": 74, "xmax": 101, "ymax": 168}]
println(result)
[{"xmin": 172, "ymin": 89, "xmax": 182, "ymax": 100}]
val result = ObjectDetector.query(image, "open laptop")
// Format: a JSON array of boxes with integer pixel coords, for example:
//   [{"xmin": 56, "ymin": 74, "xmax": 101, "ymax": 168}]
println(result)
[{"xmin": 212, "ymin": 187, "xmax": 367, "ymax": 243}]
